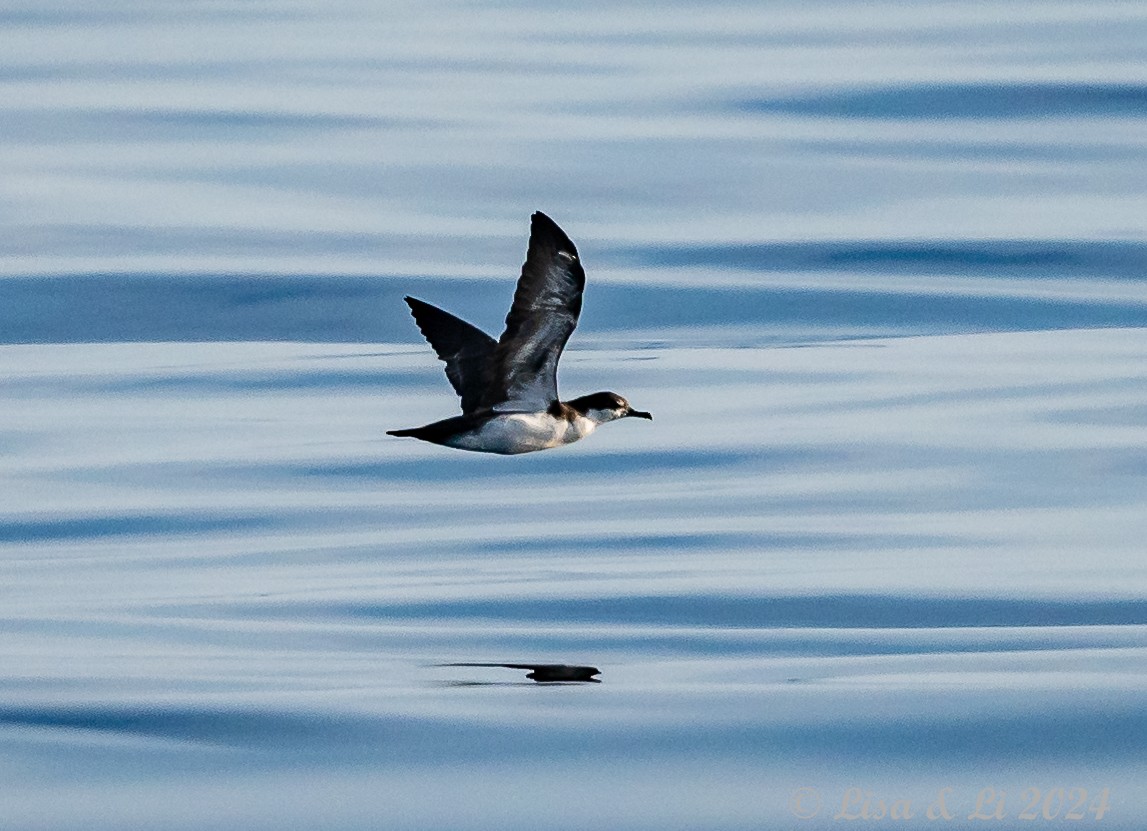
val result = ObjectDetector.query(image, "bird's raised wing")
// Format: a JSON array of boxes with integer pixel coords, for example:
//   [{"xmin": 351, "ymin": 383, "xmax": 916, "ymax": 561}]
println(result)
[
  {"xmin": 403, "ymin": 296, "xmax": 496, "ymax": 414},
  {"xmin": 480, "ymin": 212, "xmax": 585, "ymax": 412}
]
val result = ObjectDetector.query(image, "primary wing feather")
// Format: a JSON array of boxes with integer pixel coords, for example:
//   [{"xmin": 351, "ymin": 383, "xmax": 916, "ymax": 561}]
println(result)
[
  {"xmin": 481, "ymin": 212, "xmax": 585, "ymax": 411},
  {"xmin": 404, "ymin": 297, "xmax": 496, "ymax": 414}
]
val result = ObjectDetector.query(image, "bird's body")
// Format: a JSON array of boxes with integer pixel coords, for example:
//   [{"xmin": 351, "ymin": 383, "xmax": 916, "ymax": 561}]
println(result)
[
  {"xmin": 392, "ymin": 406, "xmax": 596, "ymax": 455},
  {"xmin": 389, "ymin": 212, "xmax": 651, "ymax": 454}
]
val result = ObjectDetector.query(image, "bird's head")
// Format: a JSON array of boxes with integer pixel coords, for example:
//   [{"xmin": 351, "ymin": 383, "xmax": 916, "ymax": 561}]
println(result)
[{"xmin": 568, "ymin": 391, "xmax": 653, "ymax": 425}]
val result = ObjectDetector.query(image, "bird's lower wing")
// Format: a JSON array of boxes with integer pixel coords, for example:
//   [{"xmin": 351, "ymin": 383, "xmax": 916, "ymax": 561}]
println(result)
[{"xmin": 404, "ymin": 297, "xmax": 496, "ymax": 413}]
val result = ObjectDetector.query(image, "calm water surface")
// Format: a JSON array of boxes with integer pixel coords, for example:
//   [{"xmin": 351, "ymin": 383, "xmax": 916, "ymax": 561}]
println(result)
[{"xmin": 2, "ymin": 2, "xmax": 1147, "ymax": 829}]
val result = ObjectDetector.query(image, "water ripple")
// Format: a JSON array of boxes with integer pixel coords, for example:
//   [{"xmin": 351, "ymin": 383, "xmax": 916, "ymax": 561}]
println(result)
[
  {"xmin": 335, "ymin": 594, "xmax": 1147, "ymax": 629},
  {"xmin": 739, "ymin": 82, "xmax": 1147, "ymax": 120},
  {"xmin": 0, "ymin": 513, "xmax": 273, "ymax": 543}
]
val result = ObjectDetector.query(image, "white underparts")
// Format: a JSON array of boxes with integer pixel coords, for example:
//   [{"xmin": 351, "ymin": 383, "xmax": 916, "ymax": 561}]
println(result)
[{"xmin": 444, "ymin": 412, "xmax": 598, "ymax": 455}]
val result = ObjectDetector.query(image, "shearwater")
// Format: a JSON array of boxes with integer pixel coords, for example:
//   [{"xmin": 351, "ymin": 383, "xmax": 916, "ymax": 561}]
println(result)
[{"xmin": 388, "ymin": 212, "xmax": 652, "ymax": 454}]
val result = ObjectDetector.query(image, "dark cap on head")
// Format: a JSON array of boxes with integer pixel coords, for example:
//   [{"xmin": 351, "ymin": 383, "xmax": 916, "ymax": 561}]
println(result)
[{"xmin": 568, "ymin": 391, "xmax": 652, "ymax": 420}]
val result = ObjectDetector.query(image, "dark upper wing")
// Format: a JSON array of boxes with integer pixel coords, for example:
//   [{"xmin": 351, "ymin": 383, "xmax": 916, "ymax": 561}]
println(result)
[
  {"xmin": 404, "ymin": 296, "xmax": 496, "ymax": 414},
  {"xmin": 480, "ymin": 212, "xmax": 585, "ymax": 412}
]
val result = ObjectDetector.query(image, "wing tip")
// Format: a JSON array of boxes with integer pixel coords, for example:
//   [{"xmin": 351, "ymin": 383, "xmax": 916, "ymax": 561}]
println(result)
[
  {"xmin": 528, "ymin": 211, "xmax": 579, "ymax": 260},
  {"xmin": 530, "ymin": 210, "xmax": 560, "ymax": 235},
  {"xmin": 404, "ymin": 296, "xmax": 436, "ymax": 321}
]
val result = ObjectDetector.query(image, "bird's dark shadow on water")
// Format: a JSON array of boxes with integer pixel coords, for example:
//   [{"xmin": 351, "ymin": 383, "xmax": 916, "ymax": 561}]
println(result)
[
  {"xmin": 435, "ymin": 663, "xmax": 602, "ymax": 684},
  {"xmin": 435, "ymin": 681, "xmax": 596, "ymax": 688}
]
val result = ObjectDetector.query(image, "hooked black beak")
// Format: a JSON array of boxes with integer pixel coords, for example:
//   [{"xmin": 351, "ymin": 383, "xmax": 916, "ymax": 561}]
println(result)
[{"xmin": 628, "ymin": 409, "xmax": 653, "ymax": 421}]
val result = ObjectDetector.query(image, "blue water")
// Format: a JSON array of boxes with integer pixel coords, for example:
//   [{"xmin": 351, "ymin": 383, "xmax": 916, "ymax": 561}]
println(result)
[{"xmin": 3, "ymin": 2, "xmax": 1147, "ymax": 829}]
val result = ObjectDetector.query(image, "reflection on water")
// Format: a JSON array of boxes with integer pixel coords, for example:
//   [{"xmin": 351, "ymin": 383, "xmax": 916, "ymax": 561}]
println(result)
[
  {"xmin": 439, "ymin": 664, "xmax": 602, "ymax": 683},
  {"xmin": 3, "ymin": 0, "xmax": 1147, "ymax": 828}
]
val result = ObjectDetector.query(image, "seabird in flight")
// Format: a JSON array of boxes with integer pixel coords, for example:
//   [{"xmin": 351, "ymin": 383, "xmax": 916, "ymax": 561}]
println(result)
[{"xmin": 388, "ymin": 212, "xmax": 651, "ymax": 454}]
